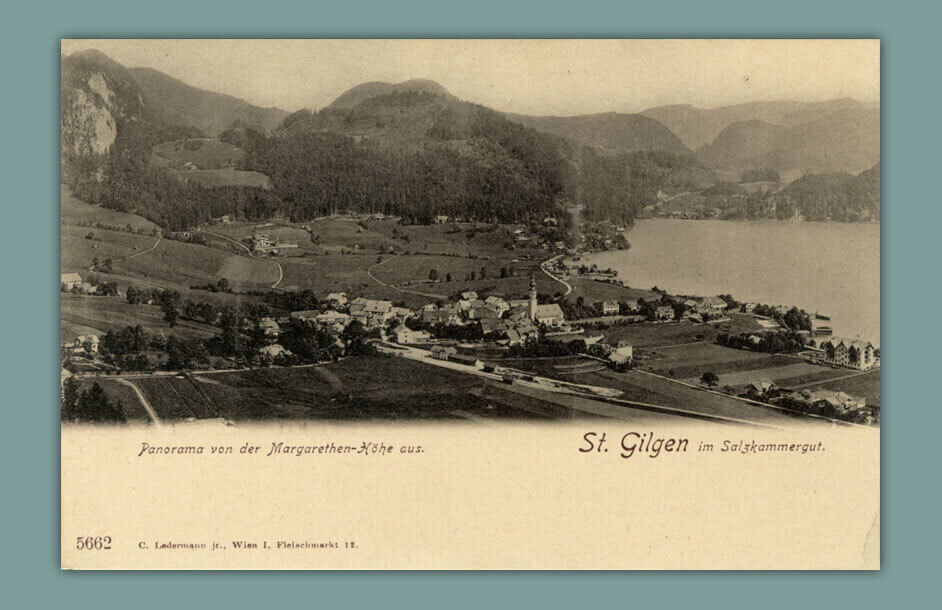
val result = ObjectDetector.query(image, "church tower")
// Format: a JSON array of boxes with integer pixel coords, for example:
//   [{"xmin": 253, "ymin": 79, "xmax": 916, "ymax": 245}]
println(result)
[{"xmin": 529, "ymin": 275, "xmax": 537, "ymax": 322}]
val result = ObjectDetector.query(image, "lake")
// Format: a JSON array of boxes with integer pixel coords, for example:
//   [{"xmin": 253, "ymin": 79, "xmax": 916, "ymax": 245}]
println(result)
[{"xmin": 584, "ymin": 219, "xmax": 880, "ymax": 344}]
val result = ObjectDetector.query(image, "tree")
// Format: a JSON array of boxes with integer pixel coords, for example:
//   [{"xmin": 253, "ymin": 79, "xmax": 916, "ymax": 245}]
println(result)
[
  {"xmin": 445, "ymin": 272, "xmax": 452, "ymax": 282},
  {"xmin": 63, "ymin": 382, "xmax": 126, "ymax": 423},
  {"xmin": 428, "ymin": 269, "xmax": 439, "ymax": 282},
  {"xmin": 700, "ymin": 371, "xmax": 719, "ymax": 389},
  {"xmin": 162, "ymin": 301, "xmax": 180, "ymax": 327}
]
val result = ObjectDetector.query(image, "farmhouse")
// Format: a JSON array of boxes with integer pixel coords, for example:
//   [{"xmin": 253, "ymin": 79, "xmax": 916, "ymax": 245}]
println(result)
[
  {"xmin": 601, "ymin": 299, "xmax": 619, "ymax": 315},
  {"xmin": 807, "ymin": 390, "xmax": 866, "ymax": 413},
  {"xmin": 70, "ymin": 334, "xmax": 100, "ymax": 355},
  {"xmin": 61, "ymin": 272, "xmax": 82, "ymax": 290}
]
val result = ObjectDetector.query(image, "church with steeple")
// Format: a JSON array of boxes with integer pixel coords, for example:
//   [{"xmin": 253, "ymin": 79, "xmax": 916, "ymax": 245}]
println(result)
[{"xmin": 527, "ymin": 274, "xmax": 565, "ymax": 326}]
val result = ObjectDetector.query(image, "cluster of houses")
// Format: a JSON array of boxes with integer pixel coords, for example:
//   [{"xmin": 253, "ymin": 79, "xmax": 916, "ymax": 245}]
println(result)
[
  {"xmin": 259, "ymin": 278, "xmax": 576, "ymax": 359},
  {"xmin": 744, "ymin": 379, "xmax": 872, "ymax": 422}
]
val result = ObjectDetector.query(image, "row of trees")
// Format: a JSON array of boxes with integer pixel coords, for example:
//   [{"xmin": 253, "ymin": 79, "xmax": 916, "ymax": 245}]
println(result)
[{"xmin": 716, "ymin": 331, "xmax": 806, "ymax": 354}]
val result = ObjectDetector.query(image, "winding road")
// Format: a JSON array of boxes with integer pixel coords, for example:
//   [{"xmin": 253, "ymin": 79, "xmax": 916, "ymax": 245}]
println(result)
[
  {"xmin": 540, "ymin": 255, "xmax": 572, "ymax": 297},
  {"xmin": 199, "ymin": 229, "xmax": 283, "ymax": 289}
]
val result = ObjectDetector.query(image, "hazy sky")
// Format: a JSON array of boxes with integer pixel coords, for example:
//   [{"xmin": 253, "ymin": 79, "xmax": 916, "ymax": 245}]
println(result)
[{"xmin": 61, "ymin": 39, "xmax": 880, "ymax": 115}]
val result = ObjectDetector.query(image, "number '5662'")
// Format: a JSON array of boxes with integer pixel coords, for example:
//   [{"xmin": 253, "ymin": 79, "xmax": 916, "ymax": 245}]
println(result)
[{"xmin": 76, "ymin": 536, "xmax": 112, "ymax": 550}]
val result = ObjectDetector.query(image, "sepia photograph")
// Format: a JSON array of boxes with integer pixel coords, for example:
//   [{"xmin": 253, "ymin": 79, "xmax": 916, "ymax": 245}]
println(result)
[
  {"xmin": 60, "ymin": 39, "xmax": 879, "ymax": 429},
  {"xmin": 58, "ymin": 38, "xmax": 881, "ymax": 570}
]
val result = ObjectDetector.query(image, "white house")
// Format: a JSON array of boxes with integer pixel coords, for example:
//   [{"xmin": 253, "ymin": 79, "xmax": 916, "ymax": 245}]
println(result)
[
  {"xmin": 61, "ymin": 272, "xmax": 82, "ymax": 290},
  {"xmin": 325, "ymin": 292, "xmax": 348, "ymax": 307},
  {"xmin": 821, "ymin": 338, "xmax": 877, "ymax": 370},
  {"xmin": 258, "ymin": 317, "xmax": 280, "ymax": 337},
  {"xmin": 259, "ymin": 344, "xmax": 292, "ymax": 360},
  {"xmin": 601, "ymin": 299, "xmax": 619, "ymax": 315},
  {"xmin": 393, "ymin": 325, "xmax": 431, "ymax": 344}
]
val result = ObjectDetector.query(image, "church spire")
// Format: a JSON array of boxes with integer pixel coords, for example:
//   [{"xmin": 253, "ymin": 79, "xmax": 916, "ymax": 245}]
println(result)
[{"xmin": 529, "ymin": 274, "xmax": 537, "ymax": 321}]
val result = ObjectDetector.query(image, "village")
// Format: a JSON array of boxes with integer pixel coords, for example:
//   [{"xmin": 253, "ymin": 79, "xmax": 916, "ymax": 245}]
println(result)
[{"xmin": 61, "ymin": 210, "xmax": 880, "ymax": 428}]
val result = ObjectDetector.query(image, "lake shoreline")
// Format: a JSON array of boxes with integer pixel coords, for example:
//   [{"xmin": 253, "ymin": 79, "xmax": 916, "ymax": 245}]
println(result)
[{"xmin": 582, "ymin": 218, "xmax": 880, "ymax": 344}]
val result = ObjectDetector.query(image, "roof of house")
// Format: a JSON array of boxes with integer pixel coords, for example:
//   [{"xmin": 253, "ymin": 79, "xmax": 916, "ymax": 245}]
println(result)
[
  {"xmin": 533, "ymin": 303, "xmax": 564, "ymax": 319},
  {"xmin": 480, "ymin": 319, "xmax": 508, "ymax": 333},
  {"xmin": 61, "ymin": 272, "xmax": 82, "ymax": 282}
]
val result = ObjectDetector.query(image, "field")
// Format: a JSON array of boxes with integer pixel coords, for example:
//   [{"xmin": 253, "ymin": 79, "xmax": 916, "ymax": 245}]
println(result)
[
  {"xmin": 567, "ymin": 278, "xmax": 659, "ymax": 304},
  {"xmin": 803, "ymin": 369, "xmax": 881, "ymax": 408},
  {"xmin": 636, "ymin": 340, "xmax": 859, "ymax": 390},
  {"xmin": 500, "ymin": 355, "xmax": 808, "ymax": 426},
  {"xmin": 62, "ymin": 187, "xmax": 161, "ymax": 233},
  {"xmin": 172, "ymin": 168, "xmax": 272, "ymax": 189},
  {"xmin": 74, "ymin": 378, "xmax": 151, "ymax": 422},
  {"xmin": 62, "ymin": 294, "xmax": 218, "ymax": 342},
  {"xmin": 216, "ymin": 255, "xmax": 280, "ymax": 288},
  {"xmin": 124, "ymin": 356, "xmax": 591, "ymax": 422},
  {"xmin": 150, "ymin": 138, "xmax": 244, "ymax": 170},
  {"xmin": 599, "ymin": 314, "xmax": 764, "ymax": 349}
]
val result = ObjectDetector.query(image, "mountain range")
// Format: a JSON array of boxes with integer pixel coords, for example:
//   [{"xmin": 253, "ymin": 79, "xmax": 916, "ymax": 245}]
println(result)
[
  {"xmin": 60, "ymin": 49, "xmax": 879, "ymax": 230},
  {"xmin": 128, "ymin": 67, "xmax": 289, "ymax": 136}
]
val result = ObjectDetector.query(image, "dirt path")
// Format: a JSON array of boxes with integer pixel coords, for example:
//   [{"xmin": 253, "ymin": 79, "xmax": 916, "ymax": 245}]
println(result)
[
  {"xmin": 114, "ymin": 378, "xmax": 163, "ymax": 427},
  {"xmin": 540, "ymin": 255, "xmax": 571, "ymax": 297},
  {"xmin": 90, "ymin": 235, "xmax": 161, "ymax": 273},
  {"xmin": 366, "ymin": 254, "xmax": 445, "ymax": 299},
  {"xmin": 199, "ymin": 229, "xmax": 283, "ymax": 289}
]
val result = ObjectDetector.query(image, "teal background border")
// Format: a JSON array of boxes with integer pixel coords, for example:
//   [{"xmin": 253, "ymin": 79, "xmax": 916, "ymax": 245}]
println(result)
[{"xmin": 2, "ymin": 0, "xmax": 939, "ymax": 606}]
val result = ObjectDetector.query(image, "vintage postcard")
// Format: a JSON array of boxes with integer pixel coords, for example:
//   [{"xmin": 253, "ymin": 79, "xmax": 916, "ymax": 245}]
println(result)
[{"xmin": 60, "ymin": 39, "xmax": 880, "ymax": 570}]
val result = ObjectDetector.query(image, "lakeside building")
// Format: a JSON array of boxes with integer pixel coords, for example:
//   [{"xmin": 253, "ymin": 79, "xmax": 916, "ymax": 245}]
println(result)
[{"xmin": 820, "ymin": 338, "xmax": 877, "ymax": 370}]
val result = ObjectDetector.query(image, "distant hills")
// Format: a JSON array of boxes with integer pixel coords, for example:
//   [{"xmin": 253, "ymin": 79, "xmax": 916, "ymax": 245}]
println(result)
[
  {"xmin": 642, "ymin": 98, "xmax": 879, "ymax": 176},
  {"xmin": 60, "ymin": 48, "xmax": 879, "ymax": 231},
  {"xmin": 504, "ymin": 112, "xmax": 692, "ymax": 156},
  {"xmin": 129, "ymin": 67, "xmax": 288, "ymax": 136}
]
